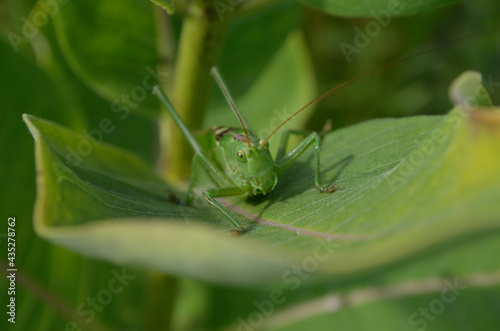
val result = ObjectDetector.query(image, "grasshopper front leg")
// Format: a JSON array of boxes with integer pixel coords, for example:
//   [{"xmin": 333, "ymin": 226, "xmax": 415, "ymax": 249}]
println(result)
[
  {"xmin": 203, "ymin": 186, "xmax": 248, "ymax": 232},
  {"xmin": 186, "ymin": 154, "xmax": 230, "ymax": 205},
  {"xmin": 186, "ymin": 154, "xmax": 246, "ymax": 231},
  {"xmin": 274, "ymin": 130, "xmax": 338, "ymax": 193}
]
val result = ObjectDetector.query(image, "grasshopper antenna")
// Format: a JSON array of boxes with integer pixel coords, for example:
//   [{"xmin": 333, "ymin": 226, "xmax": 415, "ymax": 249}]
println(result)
[
  {"xmin": 210, "ymin": 67, "xmax": 252, "ymax": 149},
  {"xmin": 262, "ymin": 31, "xmax": 489, "ymax": 145}
]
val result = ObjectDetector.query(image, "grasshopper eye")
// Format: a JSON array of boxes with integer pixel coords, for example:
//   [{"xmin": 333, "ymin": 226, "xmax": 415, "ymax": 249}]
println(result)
[{"xmin": 236, "ymin": 150, "xmax": 247, "ymax": 163}]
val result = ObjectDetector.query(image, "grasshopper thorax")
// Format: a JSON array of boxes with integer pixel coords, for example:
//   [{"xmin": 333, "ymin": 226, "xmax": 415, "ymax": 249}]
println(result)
[{"xmin": 214, "ymin": 127, "xmax": 278, "ymax": 196}]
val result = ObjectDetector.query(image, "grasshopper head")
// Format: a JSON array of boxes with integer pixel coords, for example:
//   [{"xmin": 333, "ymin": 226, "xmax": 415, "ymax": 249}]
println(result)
[{"xmin": 235, "ymin": 138, "xmax": 277, "ymax": 196}]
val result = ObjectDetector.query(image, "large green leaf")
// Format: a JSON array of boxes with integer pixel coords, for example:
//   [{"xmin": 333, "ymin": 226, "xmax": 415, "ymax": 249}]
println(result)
[
  {"xmin": 23, "ymin": 72, "xmax": 500, "ymax": 287},
  {"xmin": 217, "ymin": 0, "xmax": 301, "ymax": 98},
  {"xmin": 300, "ymin": 0, "xmax": 463, "ymax": 17},
  {"xmin": 52, "ymin": 0, "xmax": 160, "ymax": 117}
]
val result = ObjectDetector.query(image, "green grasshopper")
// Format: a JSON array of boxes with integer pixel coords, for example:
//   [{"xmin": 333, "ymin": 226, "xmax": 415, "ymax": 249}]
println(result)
[
  {"xmin": 153, "ymin": 37, "xmax": 469, "ymax": 231},
  {"xmin": 153, "ymin": 68, "xmax": 338, "ymax": 232}
]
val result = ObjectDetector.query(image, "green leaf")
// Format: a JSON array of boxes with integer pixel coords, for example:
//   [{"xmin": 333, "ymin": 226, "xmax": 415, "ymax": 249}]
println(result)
[
  {"xmin": 22, "ymin": 114, "xmax": 294, "ymax": 286},
  {"xmin": 237, "ymin": 108, "xmax": 500, "ymax": 280},
  {"xmin": 217, "ymin": 0, "xmax": 301, "ymax": 97},
  {"xmin": 52, "ymin": 0, "xmax": 160, "ymax": 117},
  {"xmin": 23, "ymin": 72, "xmax": 500, "ymax": 287},
  {"xmin": 299, "ymin": 0, "xmax": 463, "ymax": 17}
]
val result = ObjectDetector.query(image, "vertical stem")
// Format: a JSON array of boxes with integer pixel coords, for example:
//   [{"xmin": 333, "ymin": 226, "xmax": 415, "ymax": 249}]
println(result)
[
  {"xmin": 148, "ymin": 4, "xmax": 228, "ymax": 326},
  {"xmin": 154, "ymin": 6, "xmax": 176, "ymax": 89},
  {"xmin": 146, "ymin": 8, "xmax": 180, "ymax": 331},
  {"xmin": 144, "ymin": 273, "xmax": 179, "ymax": 331},
  {"xmin": 157, "ymin": 3, "xmax": 228, "ymax": 183}
]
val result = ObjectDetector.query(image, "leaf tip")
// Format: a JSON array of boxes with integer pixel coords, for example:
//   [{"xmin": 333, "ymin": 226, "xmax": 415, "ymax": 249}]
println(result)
[
  {"xmin": 449, "ymin": 71, "xmax": 494, "ymax": 109},
  {"xmin": 22, "ymin": 113, "xmax": 38, "ymax": 136},
  {"xmin": 151, "ymin": 0, "xmax": 174, "ymax": 14}
]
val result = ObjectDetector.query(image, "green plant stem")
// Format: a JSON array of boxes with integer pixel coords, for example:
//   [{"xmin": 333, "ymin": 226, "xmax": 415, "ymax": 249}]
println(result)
[
  {"xmin": 154, "ymin": 6, "xmax": 176, "ymax": 88},
  {"xmin": 147, "ymin": 9, "xmax": 181, "ymax": 331},
  {"xmin": 144, "ymin": 273, "xmax": 179, "ymax": 331},
  {"xmin": 150, "ymin": 3, "xmax": 229, "ymax": 328},
  {"xmin": 157, "ymin": 3, "xmax": 228, "ymax": 183}
]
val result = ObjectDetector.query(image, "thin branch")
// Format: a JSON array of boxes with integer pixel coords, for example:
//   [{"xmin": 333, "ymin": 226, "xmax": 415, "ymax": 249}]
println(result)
[{"xmin": 258, "ymin": 271, "xmax": 500, "ymax": 330}]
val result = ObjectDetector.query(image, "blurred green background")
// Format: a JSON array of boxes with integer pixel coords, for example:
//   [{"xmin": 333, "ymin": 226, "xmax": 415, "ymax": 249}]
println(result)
[{"xmin": 1, "ymin": 0, "xmax": 499, "ymax": 330}]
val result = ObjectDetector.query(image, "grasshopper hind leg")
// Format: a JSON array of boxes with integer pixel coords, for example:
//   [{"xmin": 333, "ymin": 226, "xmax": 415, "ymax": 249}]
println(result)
[{"xmin": 154, "ymin": 86, "xmax": 248, "ymax": 232}]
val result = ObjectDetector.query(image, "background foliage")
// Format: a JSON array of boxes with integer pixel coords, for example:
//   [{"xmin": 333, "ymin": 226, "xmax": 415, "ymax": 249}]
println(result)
[{"xmin": 1, "ymin": 0, "xmax": 500, "ymax": 330}]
